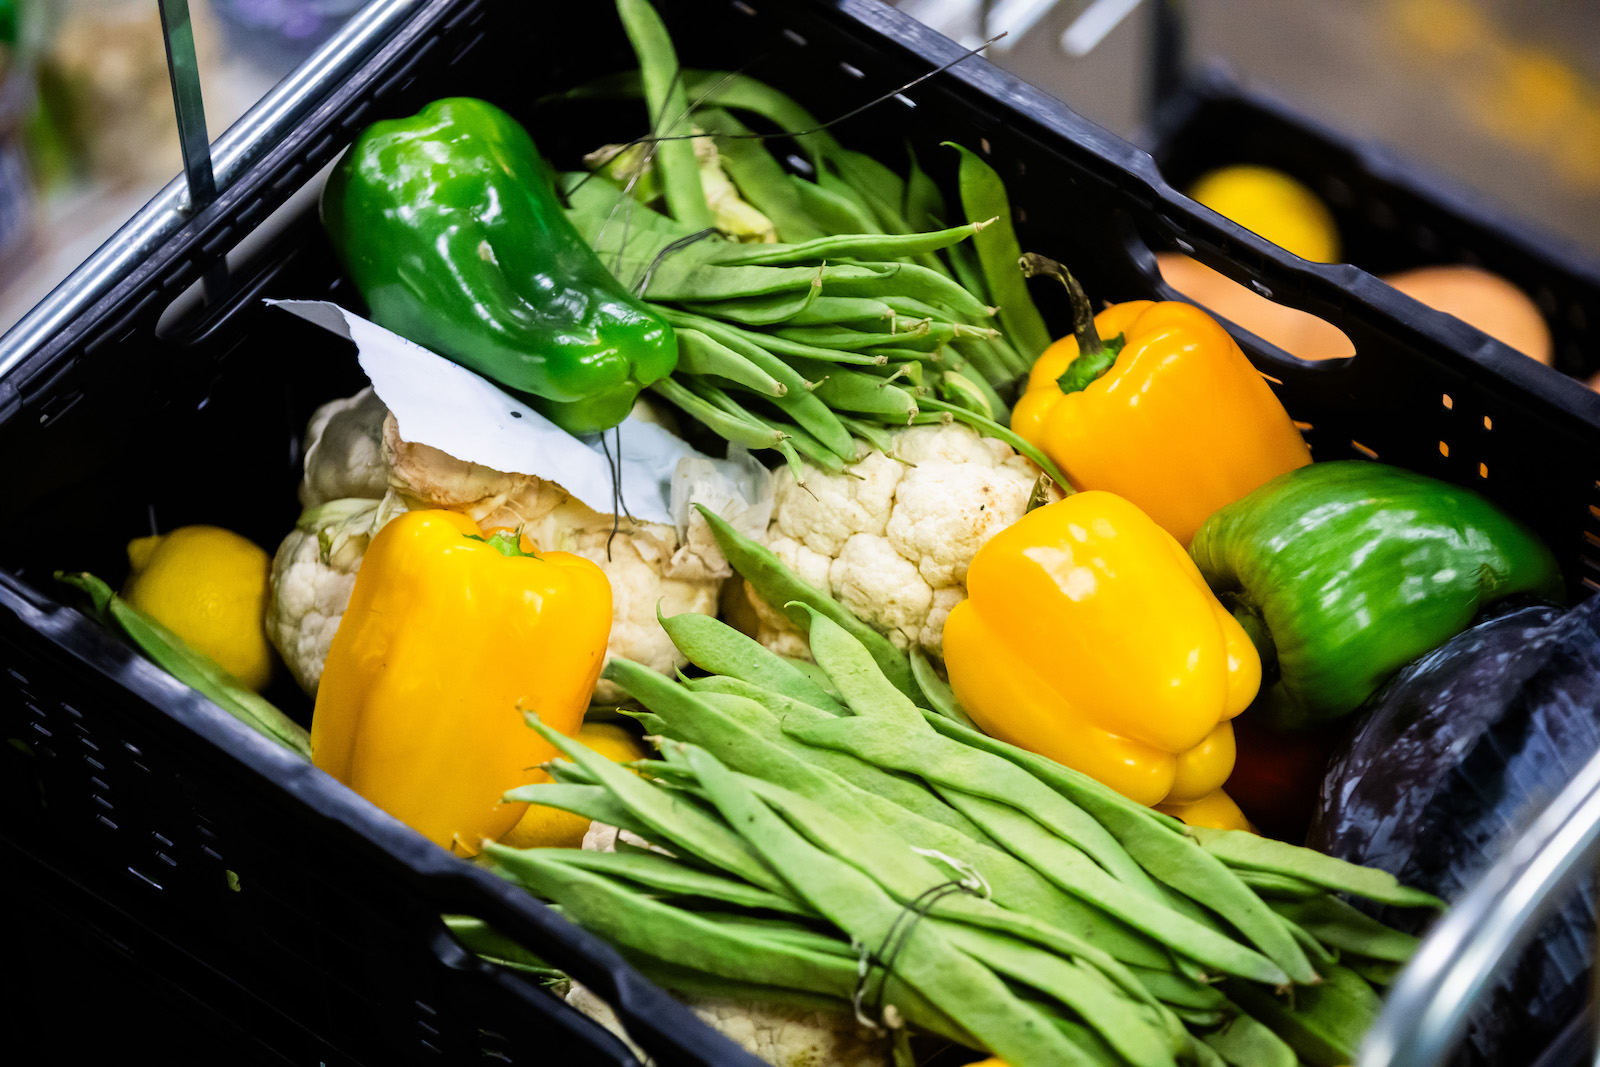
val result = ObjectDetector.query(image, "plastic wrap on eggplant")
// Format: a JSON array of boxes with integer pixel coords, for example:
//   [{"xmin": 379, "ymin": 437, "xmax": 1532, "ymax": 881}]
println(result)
[{"xmin": 1308, "ymin": 596, "xmax": 1600, "ymax": 1066}]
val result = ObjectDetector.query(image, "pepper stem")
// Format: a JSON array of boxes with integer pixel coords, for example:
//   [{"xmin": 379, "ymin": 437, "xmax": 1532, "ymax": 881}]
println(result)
[
  {"xmin": 1018, "ymin": 252, "xmax": 1124, "ymax": 395},
  {"xmin": 468, "ymin": 529, "xmax": 539, "ymax": 559},
  {"xmin": 1226, "ymin": 597, "xmax": 1278, "ymax": 680}
]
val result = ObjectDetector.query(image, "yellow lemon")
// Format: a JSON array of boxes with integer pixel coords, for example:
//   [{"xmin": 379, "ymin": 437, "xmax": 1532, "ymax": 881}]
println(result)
[
  {"xmin": 122, "ymin": 525, "xmax": 274, "ymax": 691},
  {"xmin": 497, "ymin": 722, "xmax": 649, "ymax": 850},
  {"xmin": 1187, "ymin": 165, "xmax": 1341, "ymax": 263}
]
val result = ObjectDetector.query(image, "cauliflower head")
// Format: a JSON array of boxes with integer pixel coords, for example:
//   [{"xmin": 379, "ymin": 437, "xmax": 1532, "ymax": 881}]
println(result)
[
  {"xmin": 739, "ymin": 423, "xmax": 1054, "ymax": 663},
  {"xmin": 267, "ymin": 390, "xmax": 770, "ymax": 699}
]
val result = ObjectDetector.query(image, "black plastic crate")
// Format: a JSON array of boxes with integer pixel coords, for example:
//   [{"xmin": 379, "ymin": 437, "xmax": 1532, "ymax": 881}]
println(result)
[
  {"xmin": 2, "ymin": 1, "xmax": 1600, "ymax": 1064},
  {"xmin": 1142, "ymin": 64, "xmax": 1600, "ymax": 387}
]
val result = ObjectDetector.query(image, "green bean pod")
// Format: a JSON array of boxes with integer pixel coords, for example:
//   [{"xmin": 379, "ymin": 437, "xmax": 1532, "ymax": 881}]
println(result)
[
  {"xmin": 649, "ymin": 377, "xmax": 787, "ymax": 451},
  {"xmin": 790, "ymin": 173, "xmax": 882, "ymax": 235},
  {"xmin": 615, "ymin": 0, "xmax": 713, "ymax": 230},
  {"xmin": 675, "ymin": 328, "xmax": 786, "ymax": 396},
  {"xmin": 946, "ymin": 142, "xmax": 1053, "ymax": 360},
  {"xmin": 787, "ymin": 359, "xmax": 921, "ymax": 420},
  {"xmin": 715, "ymin": 219, "xmax": 990, "ymax": 267}
]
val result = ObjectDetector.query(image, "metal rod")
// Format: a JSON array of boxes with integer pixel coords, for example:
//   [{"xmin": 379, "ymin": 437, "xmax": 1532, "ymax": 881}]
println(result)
[
  {"xmin": 1358, "ymin": 744, "xmax": 1600, "ymax": 1067},
  {"xmin": 158, "ymin": 0, "xmax": 216, "ymax": 209},
  {"xmin": 0, "ymin": 0, "xmax": 429, "ymax": 385},
  {"xmin": 157, "ymin": 0, "xmax": 225, "ymax": 301}
]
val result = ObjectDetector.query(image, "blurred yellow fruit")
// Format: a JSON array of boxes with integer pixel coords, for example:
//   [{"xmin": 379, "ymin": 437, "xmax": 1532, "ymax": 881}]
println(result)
[
  {"xmin": 1187, "ymin": 165, "xmax": 1341, "ymax": 263},
  {"xmin": 122, "ymin": 525, "xmax": 274, "ymax": 691},
  {"xmin": 496, "ymin": 722, "xmax": 649, "ymax": 850}
]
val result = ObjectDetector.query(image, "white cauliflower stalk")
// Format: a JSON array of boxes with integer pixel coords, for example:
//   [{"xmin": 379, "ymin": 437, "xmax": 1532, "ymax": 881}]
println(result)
[
  {"xmin": 266, "ymin": 390, "xmax": 771, "ymax": 699},
  {"xmin": 741, "ymin": 422, "xmax": 1055, "ymax": 663}
]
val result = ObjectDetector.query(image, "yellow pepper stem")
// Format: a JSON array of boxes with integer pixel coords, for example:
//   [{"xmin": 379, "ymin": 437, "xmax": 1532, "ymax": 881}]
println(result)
[{"xmin": 1018, "ymin": 253, "xmax": 1123, "ymax": 394}]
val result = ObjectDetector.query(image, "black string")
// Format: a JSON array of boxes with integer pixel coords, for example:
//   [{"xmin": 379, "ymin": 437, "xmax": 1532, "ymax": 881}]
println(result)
[
  {"xmin": 567, "ymin": 62, "xmax": 766, "ymax": 201},
  {"xmin": 600, "ymin": 429, "xmax": 622, "ymax": 561},
  {"xmin": 853, "ymin": 879, "xmax": 980, "ymax": 1030},
  {"xmin": 634, "ymin": 227, "xmax": 723, "ymax": 296}
]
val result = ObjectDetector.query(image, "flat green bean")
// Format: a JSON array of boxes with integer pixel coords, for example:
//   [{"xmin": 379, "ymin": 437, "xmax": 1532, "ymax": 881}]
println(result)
[
  {"xmin": 488, "ymin": 844, "xmax": 861, "ymax": 999},
  {"xmin": 1342, "ymin": 956, "xmax": 1403, "ymax": 987},
  {"xmin": 685, "ymin": 744, "xmax": 1104, "ymax": 1067},
  {"xmin": 1267, "ymin": 896, "xmax": 1421, "ymax": 963},
  {"xmin": 521, "ymin": 710, "xmax": 785, "ymax": 893},
  {"xmin": 660, "ymin": 609, "xmax": 846, "ymax": 713},
  {"xmin": 613, "ymin": 659, "xmax": 984, "ymax": 839},
  {"xmin": 1128, "ymin": 966, "xmax": 1230, "ymax": 1011},
  {"xmin": 605, "ymin": 658, "xmax": 1169, "ymax": 968},
  {"xmin": 790, "ymin": 173, "xmax": 881, "ymax": 235},
  {"xmin": 742, "ymin": 411, "xmax": 850, "ymax": 474},
  {"xmin": 945, "ymin": 231, "xmax": 991, "ymax": 305},
  {"xmin": 920, "ymin": 712, "xmax": 1317, "ymax": 980},
  {"xmin": 802, "ymin": 610, "xmax": 1169, "ymax": 898},
  {"xmin": 57, "ymin": 573, "xmax": 311, "ymax": 758},
  {"xmin": 947, "ymin": 142, "xmax": 1052, "ymax": 360},
  {"xmin": 1201, "ymin": 1012, "xmax": 1297, "ymax": 1067},
  {"xmin": 1189, "ymin": 827, "xmax": 1446, "ymax": 910},
  {"xmin": 909, "ymin": 646, "xmax": 980, "ymax": 729},
  {"xmin": 927, "ymin": 783, "xmax": 1289, "ymax": 986},
  {"xmin": 541, "ymin": 848, "xmax": 813, "ymax": 917},
  {"xmin": 1234, "ymin": 869, "xmax": 1326, "ymax": 899},
  {"xmin": 737, "ymin": 767, "xmax": 1166, "ymax": 1016},
  {"xmin": 615, "ymin": 0, "xmax": 713, "ymax": 230},
  {"xmin": 937, "ymin": 923, "xmax": 1183, "ymax": 1067}
]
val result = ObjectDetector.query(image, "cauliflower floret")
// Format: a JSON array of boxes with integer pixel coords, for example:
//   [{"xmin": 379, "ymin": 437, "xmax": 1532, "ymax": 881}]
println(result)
[
  {"xmin": 298, "ymin": 386, "xmax": 389, "ymax": 507},
  {"xmin": 265, "ymin": 497, "xmax": 397, "ymax": 695},
  {"xmin": 741, "ymin": 423, "xmax": 1054, "ymax": 662},
  {"xmin": 267, "ymin": 391, "xmax": 768, "ymax": 699}
]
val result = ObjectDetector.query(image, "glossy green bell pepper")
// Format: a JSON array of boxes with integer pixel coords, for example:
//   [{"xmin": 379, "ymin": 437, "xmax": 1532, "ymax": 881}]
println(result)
[
  {"xmin": 321, "ymin": 97, "xmax": 677, "ymax": 435},
  {"xmin": 1190, "ymin": 460, "xmax": 1562, "ymax": 730}
]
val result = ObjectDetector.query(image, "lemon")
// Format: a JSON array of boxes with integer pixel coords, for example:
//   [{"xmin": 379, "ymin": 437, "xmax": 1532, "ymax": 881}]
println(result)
[
  {"xmin": 497, "ymin": 722, "xmax": 649, "ymax": 850},
  {"xmin": 1186, "ymin": 165, "xmax": 1341, "ymax": 263},
  {"xmin": 121, "ymin": 525, "xmax": 275, "ymax": 691}
]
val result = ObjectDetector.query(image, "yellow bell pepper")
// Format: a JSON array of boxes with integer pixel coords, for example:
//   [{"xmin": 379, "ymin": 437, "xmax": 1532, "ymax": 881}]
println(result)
[
  {"xmin": 311, "ymin": 510, "xmax": 612, "ymax": 854},
  {"xmin": 1156, "ymin": 787, "xmax": 1256, "ymax": 833},
  {"xmin": 942, "ymin": 491, "xmax": 1259, "ymax": 807},
  {"xmin": 1011, "ymin": 256, "xmax": 1311, "ymax": 546}
]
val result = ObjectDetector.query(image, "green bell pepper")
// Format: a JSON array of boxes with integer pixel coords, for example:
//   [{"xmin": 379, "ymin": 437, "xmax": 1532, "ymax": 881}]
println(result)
[
  {"xmin": 321, "ymin": 97, "xmax": 678, "ymax": 435},
  {"xmin": 1190, "ymin": 461, "xmax": 1562, "ymax": 730}
]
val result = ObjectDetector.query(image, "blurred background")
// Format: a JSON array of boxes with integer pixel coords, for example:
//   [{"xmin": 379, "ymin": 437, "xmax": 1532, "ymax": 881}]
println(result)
[{"xmin": 0, "ymin": 0, "xmax": 1596, "ymax": 339}]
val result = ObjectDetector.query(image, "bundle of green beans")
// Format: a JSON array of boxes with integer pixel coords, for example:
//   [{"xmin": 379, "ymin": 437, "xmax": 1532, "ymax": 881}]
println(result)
[
  {"xmin": 549, "ymin": 0, "xmax": 1066, "ymax": 485},
  {"xmin": 466, "ymin": 510, "xmax": 1438, "ymax": 1067}
]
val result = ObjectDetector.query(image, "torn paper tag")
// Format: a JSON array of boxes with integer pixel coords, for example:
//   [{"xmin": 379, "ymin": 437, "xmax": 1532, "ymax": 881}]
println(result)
[{"xmin": 271, "ymin": 299, "xmax": 739, "ymax": 527}]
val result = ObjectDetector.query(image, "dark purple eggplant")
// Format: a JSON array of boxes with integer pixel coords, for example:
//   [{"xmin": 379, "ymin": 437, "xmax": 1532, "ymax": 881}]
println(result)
[{"xmin": 1309, "ymin": 595, "xmax": 1600, "ymax": 1066}]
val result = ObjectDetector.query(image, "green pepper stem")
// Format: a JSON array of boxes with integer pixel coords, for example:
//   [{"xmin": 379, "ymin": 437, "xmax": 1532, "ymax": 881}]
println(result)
[
  {"xmin": 1018, "ymin": 252, "xmax": 1123, "ymax": 395},
  {"xmin": 1226, "ymin": 598, "xmax": 1278, "ymax": 680},
  {"xmin": 468, "ymin": 530, "xmax": 539, "ymax": 559}
]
